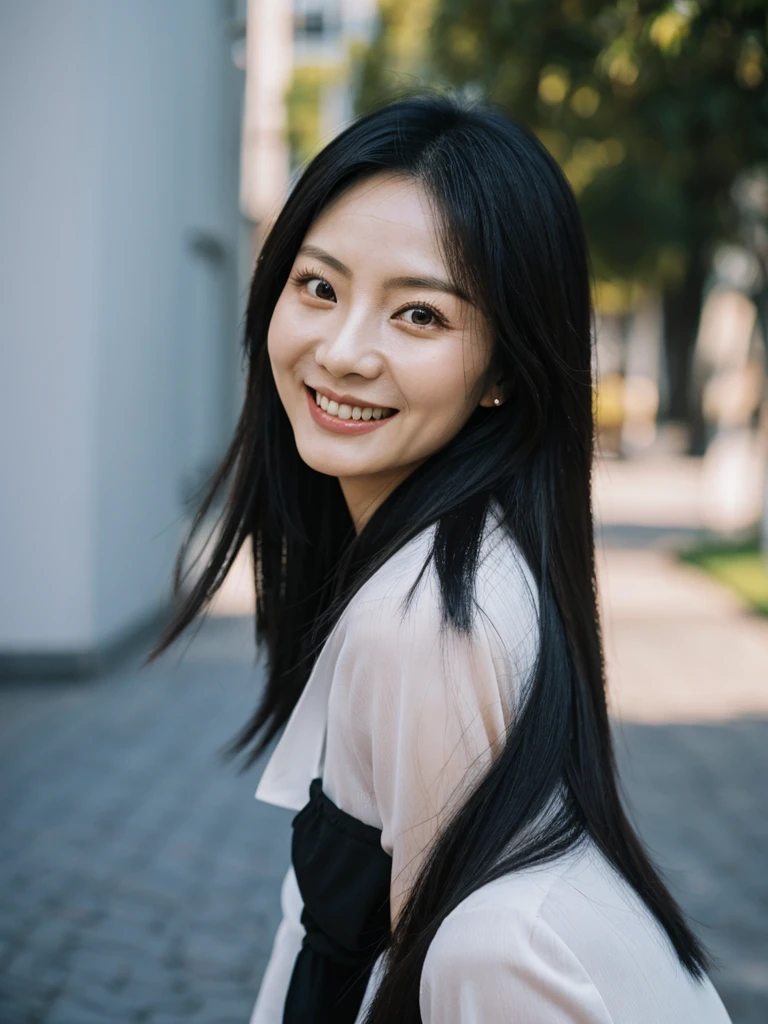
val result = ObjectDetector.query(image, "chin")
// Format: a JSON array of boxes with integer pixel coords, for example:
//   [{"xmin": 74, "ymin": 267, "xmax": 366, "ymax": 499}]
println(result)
[{"xmin": 293, "ymin": 438, "xmax": 374, "ymax": 479}]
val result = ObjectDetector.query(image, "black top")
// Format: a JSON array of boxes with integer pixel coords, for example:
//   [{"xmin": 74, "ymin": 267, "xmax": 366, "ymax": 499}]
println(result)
[{"xmin": 282, "ymin": 777, "xmax": 393, "ymax": 1023}]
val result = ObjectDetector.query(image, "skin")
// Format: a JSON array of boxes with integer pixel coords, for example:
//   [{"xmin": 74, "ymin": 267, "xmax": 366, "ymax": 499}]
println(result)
[{"xmin": 267, "ymin": 171, "xmax": 504, "ymax": 534}]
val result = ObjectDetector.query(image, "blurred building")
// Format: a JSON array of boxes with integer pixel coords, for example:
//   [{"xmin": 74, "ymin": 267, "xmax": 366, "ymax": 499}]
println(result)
[
  {"xmin": 290, "ymin": 0, "xmax": 378, "ymax": 150},
  {"xmin": 240, "ymin": 0, "xmax": 378, "ymax": 252},
  {"xmin": 0, "ymin": 1, "xmax": 247, "ymax": 676},
  {"xmin": 0, "ymin": 0, "xmax": 385, "ymax": 674},
  {"xmin": 240, "ymin": 0, "xmax": 293, "ymax": 245}
]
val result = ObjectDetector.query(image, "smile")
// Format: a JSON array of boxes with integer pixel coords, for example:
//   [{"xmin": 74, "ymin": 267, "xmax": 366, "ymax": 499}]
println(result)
[{"xmin": 305, "ymin": 385, "xmax": 399, "ymax": 436}]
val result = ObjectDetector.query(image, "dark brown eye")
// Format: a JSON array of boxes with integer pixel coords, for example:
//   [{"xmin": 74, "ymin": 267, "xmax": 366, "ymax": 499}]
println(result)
[
  {"xmin": 308, "ymin": 278, "xmax": 335, "ymax": 301},
  {"xmin": 408, "ymin": 308, "xmax": 434, "ymax": 326},
  {"xmin": 397, "ymin": 303, "xmax": 447, "ymax": 329}
]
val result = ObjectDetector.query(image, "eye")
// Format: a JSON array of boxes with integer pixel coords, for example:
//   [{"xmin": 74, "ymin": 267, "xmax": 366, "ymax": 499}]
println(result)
[
  {"xmin": 395, "ymin": 302, "xmax": 448, "ymax": 330},
  {"xmin": 306, "ymin": 277, "xmax": 336, "ymax": 302},
  {"xmin": 290, "ymin": 267, "xmax": 336, "ymax": 302}
]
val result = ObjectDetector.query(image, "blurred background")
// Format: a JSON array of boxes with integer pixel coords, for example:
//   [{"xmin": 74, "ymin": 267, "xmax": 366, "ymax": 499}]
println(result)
[{"xmin": 1, "ymin": 1, "xmax": 767, "ymax": 1022}]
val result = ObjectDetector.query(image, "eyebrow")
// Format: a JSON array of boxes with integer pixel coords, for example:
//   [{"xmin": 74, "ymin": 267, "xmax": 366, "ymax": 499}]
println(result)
[{"xmin": 296, "ymin": 244, "xmax": 473, "ymax": 304}]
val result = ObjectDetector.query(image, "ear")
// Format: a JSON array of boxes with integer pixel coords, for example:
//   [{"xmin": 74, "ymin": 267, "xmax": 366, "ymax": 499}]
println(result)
[{"xmin": 478, "ymin": 377, "xmax": 507, "ymax": 408}]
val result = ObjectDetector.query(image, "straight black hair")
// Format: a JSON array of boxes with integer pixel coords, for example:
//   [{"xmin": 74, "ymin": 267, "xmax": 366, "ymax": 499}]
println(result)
[{"xmin": 145, "ymin": 90, "xmax": 710, "ymax": 1021}]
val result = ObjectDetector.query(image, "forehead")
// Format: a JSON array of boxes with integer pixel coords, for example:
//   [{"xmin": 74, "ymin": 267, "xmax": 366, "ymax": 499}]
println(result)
[{"xmin": 304, "ymin": 172, "xmax": 446, "ymax": 270}]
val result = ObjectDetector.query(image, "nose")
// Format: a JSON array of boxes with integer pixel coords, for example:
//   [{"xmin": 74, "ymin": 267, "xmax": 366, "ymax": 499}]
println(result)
[{"xmin": 313, "ymin": 302, "xmax": 383, "ymax": 380}]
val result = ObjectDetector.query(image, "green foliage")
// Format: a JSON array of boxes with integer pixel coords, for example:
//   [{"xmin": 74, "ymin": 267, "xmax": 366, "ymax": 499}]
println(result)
[
  {"xmin": 287, "ymin": 65, "xmax": 348, "ymax": 169},
  {"xmin": 354, "ymin": 0, "xmax": 441, "ymax": 115},
  {"xmin": 679, "ymin": 535, "xmax": 768, "ymax": 616},
  {"xmin": 355, "ymin": 0, "xmax": 768, "ymax": 303}
]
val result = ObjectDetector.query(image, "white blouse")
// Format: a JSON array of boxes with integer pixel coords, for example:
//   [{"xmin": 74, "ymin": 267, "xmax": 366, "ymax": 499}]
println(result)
[{"xmin": 249, "ymin": 504, "xmax": 731, "ymax": 1024}]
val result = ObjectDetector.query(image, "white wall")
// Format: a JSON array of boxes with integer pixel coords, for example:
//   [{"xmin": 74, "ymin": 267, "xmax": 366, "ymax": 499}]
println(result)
[{"xmin": 0, "ymin": 1, "xmax": 244, "ymax": 662}]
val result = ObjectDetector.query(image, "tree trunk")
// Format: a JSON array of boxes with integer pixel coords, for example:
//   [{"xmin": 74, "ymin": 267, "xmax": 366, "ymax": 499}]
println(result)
[{"xmin": 661, "ymin": 248, "xmax": 709, "ymax": 452}]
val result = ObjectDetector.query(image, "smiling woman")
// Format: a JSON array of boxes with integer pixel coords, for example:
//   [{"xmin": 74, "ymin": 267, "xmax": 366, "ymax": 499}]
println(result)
[
  {"xmin": 267, "ymin": 172, "xmax": 499, "ymax": 532},
  {"xmin": 144, "ymin": 93, "xmax": 732, "ymax": 1024}
]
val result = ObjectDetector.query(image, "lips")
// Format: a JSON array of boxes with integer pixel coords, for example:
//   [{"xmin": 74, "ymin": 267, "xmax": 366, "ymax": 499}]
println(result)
[{"xmin": 304, "ymin": 385, "xmax": 399, "ymax": 436}]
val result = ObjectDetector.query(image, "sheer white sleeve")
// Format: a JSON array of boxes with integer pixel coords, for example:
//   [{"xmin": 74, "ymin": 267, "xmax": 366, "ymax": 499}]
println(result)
[{"xmin": 336, "ymin": 550, "xmax": 538, "ymax": 929}]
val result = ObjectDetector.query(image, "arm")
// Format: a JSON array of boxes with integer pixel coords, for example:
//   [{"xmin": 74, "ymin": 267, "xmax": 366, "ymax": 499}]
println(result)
[{"xmin": 344, "ymin": 588, "xmax": 513, "ymax": 931}]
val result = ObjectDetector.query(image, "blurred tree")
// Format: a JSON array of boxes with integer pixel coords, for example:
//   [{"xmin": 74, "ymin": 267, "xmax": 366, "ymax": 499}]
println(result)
[
  {"xmin": 355, "ymin": 0, "xmax": 768, "ymax": 438},
  {"xmin": 353, "ymin": 0, "xmax": 438, "ymax": 114},
  {"xmin": 287, "ymin": 64, "xmax": 349, "ymax": 169}
]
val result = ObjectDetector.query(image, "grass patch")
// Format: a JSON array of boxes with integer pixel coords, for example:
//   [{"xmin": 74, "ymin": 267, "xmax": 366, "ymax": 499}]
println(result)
[{"xmin": 679, "ymin": 535, "xmax": 768, "ymax": 617}]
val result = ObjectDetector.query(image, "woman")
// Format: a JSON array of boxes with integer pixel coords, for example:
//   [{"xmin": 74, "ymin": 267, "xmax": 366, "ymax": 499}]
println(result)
[{"xmin": 146, "ymin": 93, "xmax": 732, "ymax": 1022}]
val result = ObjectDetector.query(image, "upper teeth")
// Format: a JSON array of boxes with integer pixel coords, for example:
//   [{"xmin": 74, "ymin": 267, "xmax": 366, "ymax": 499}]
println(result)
[{"xmin": 314, "ymin": 391, "xmax": 394, "ymax": 421}]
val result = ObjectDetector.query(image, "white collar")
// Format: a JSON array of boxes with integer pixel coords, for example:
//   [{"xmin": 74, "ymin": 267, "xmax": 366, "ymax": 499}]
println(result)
[
  {"xmin": 253, "ymin": 504, "xmax": 504, "ymax": 811},
  {"xmin": 254, "ymin": 614, "xmax": 346, "ymax": 811},
  {"xmin": 253, "ymin": 525, "xmax": 435, "ymax": 811}
]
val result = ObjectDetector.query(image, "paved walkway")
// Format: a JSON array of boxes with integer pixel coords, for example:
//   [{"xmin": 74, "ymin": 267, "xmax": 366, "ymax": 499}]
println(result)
[
  {"xmin": 0, "ymin": 617, "xmax": 291, "ymax": 1024},
  {"xmin": 596, "ymin": 546, "xmax": 768, "ymax": 1023},
  {"xmin": 1, "ymin": 455, "xmax": 767, "ymax": 1022}
]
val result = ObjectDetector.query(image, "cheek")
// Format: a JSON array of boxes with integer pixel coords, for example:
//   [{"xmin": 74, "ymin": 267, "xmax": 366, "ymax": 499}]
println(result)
[
  {"xmin": 405, "ymin": 348, "xmax": 482, "ymax": 425},
  {"xmin": 267, "ymin": 290, "xmax": 317, "ymax": 379},
  {"xmin": 266, "ymin": 299, "xmax": 295, "ymax": 374}
]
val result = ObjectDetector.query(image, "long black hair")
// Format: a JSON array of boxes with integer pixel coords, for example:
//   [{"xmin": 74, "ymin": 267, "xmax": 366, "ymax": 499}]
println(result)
[{"xmin": 145, "ymin": 90, "xmax": 710, "ymax": 1021}]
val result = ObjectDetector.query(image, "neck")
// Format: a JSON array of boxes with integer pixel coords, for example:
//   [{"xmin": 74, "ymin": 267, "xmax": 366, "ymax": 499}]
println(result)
[{"xmin": 339, "ymin": 462, "xmax": 426, "ymax": 534}]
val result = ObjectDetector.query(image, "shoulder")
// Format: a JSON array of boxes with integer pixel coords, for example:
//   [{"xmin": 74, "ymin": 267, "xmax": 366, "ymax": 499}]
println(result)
[
  {"xmin": 420, "ymin": 852, "xmax": 615, "ymax": 1024},
  {"xmin": 341, "ymin": 502, "xmax": 540, "ymax": 678},
  {"xmin": 422, "ymin": 845, "xmax": 642, "ymax": 965},
  {"xmin": 420, "ymin": 844, "xmax": 732, "ymax": 1024}
]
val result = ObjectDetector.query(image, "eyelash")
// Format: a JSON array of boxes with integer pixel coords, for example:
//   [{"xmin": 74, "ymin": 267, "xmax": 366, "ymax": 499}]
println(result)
[{"xmin": 289, "ymin": 266, "xmax": 449, "ymax": 330}]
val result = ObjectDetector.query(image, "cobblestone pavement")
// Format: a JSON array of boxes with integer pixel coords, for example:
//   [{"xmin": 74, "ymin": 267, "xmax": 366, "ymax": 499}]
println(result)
[
  {"xmin": 1, "ymin": 543, "xmax": 767, "ymax": 1023},
  {"xmin": 0, "ymin": 616, "xmax": 293, "ymax": 1024},
  {"xmin": 597, "ymin": 536, "xmax": 768, "ymax": 1024},
  {"xmin": 615, "ymin": 718, "xmax": 768, "ymax": 1024}
]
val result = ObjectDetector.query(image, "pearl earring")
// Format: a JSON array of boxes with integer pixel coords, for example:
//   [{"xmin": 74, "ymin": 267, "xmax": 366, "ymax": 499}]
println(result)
[{"xmin": 493, "ymin": 397, "xmax": 501, "ymax": 406}]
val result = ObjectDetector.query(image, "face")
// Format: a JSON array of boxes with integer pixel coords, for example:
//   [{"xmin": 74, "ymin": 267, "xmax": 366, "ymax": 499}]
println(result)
[{"xmin": 267, "ymin": 172, "xmax": 499, "ymax": 530}]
